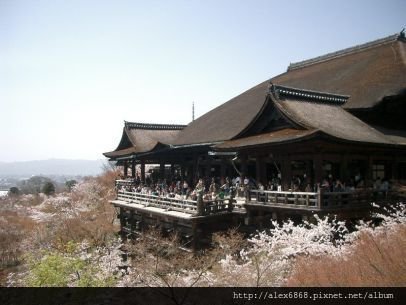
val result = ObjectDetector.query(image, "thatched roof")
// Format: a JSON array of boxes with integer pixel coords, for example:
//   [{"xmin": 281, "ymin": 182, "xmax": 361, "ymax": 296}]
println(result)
[
  {"xmin": 272, "ymin": 33, "xmax": 406, "ymax": 109},
  {"xmin": 172, "ymin": 32, "xmax": 405, "ymax": 146},
  {"xmin": 215, "ymin": 84, "xmax": 405, "ymax": 150},
  {"xmin": 215, "ymin": 128, "xmax": 318, "ymax": 149},
  {"xmin": 171, "ymin": 80, "xmax": 270, "ymax": 145},
  {"xmin": 270, "ymin": 86, "xmax": 397, "ymax": 145},
  {"xmin": 103, "ymin": 122, "xmax": 185, "ymax": 159},
  {"xmin": 372, "ymin": 126, "xmax": 406, "ymax": 145},
  {"xmin": 104, "ymin": 32, "xmax": 406, "ymax": 157}
]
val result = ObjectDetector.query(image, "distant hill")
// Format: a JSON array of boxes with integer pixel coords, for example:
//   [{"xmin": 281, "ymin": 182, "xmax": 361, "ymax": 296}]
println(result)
[{"xmin": 0, "ymin": 159, "xmax": 108, "ymax": 177}]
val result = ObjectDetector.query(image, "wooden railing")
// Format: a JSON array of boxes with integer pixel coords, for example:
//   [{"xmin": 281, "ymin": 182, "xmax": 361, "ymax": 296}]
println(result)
[
  {"xmin": 250, "ymin": 189, "xmax": 388, "ymax": 210},
  {"xmin": 320, "ymin": 189, "xmax": 389, "ymax": 209},
  {"xmin": 115, "ymin": 179, "xmax": 135, "ymax": 188},
  {"xmin": 116, "ymin": 180, "xmax": 387, "ymax": 212},
  {"xmin": 250, "ymin": 190, "xmax": 318, "ymax": 209},
  {"xmin": 116, "ymin": 190, "xmax": 234, "ymax": 216}
]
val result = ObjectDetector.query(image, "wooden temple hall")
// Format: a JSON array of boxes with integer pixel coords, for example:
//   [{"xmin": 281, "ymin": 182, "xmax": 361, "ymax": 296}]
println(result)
[{"xmin": 104, "ymin": 32, "xmax": 406, "ymax": 249}]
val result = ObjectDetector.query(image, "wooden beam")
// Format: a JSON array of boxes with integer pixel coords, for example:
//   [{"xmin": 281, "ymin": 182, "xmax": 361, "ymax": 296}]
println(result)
[
  {"xmin": 256, "ymin": 156, "xmax": 266, "ymax": 185},
  {"xmin": 124, "ymin": 161, "xmax": 128, "ymax": 177},
  {"xmin": 240, "ymin": 154, "xmax": 247, "ymax": 181},
  {"xmin": 365, "ymin": 155, "xmax": 373, "ymax": 186},
  {"xmin": 131, "ymin": 160, "xmax": 136, "ymax": 178},
  {"xmin": 181, "ymin": 163, "xmax": 185, "ymax": 181},
  {"xmin": 205, "ymin": 156, "xmax": 212, "ymax": 178},
  {"xmin": 340, "ymin": 153, "xmax": 349, "ymax": 182},
  {"xmin": 281, "ymin": 157, "xmax": 292, "ymax": 190},
  {"xmin": 314, "ymin": 154, "xmax": 323, "ymax": 184},
  {"xmin": 160, "ymin": 161, "xmax": 165, "ymax": 180},
  {"xmin": 220, "ymin": 161, "xmax": 226, "ymax": 179},
  {"xmin": 141, "ymin": 161, "xmax": 145, "ymax": 182}
]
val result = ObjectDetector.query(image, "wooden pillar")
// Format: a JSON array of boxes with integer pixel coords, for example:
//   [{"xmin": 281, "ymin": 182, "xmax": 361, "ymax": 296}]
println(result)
[
  {"xmin": 240, "ymin": 154, "xmax": 248, "ymax": 181},
  {"xmin": 281, "ymin": 157, "xmax": 292, "ymax": 190},
  {"xmin": 314, "ymin": 154, "xmax": 323, "ymax": 186},
  {"xmin": 340, "ymin": 154, "xmax": 349, "ymax": 183},
  {"xmin": 205, "ymin": 157, "xmax": 212, "ymax": 178},
  {"xmin": 245, "ymin": 209, "xmax": 253, "ymax": 225},
  {"xmin": 141, "ymin": 161, "xmax": 145, "ymax": 182},
  {"xmin": 181, "ymin": 163, "xmax": 186, "ymax": 180},
  {"xmin": 256, "ymin": 210, "xmax": 264, "ymax": 230},
  {"xmin": 196, "ymin": 191, "xmax": 204, "ymax": 216},
  {"xmin": 392, "ymin": 156, "xmax": 398, "ymax": 180},
  {"xmin": 192, "ymin": 154, "xmax": 198, "ymax": 183},
  {"xmin": 119, "ymin": 207, "xmax": 125, "ymax": 227},
  {"xmin": 366, "ymin": 156, "xmax": 373, "ymax": 186},
  {"xmin": 160, "ymin": 161, "xmax": 165, "ymax": 180},
  {"xmin": 255, "ymin": 156, "xmax": 266, "ymax": 185},
  {"xmin": 119, "ymin": 207, "xmax": 127, "ymax": 240},
  {"xmin": 255, "ymin": 157, "xmax": 261, "ymax": 184},
  {"xmin": 305, "ymin": 160, "xmax": 313, "ymax": 184},
  {"xmin": 317, "ymin": 188, "xmax": 323, "ymax": 209},
  {"xmin": 124, "ymin": 161, "xmax": 128, "ymax": 177},
  {"xmin": 131, "ymin": 159, "xmax": 136, "ymax": 178},
  {"xmin": 220, "ymin": 161, "xmax": 226, "ymax": 179},
  {"xmin": 188, "ymin": 163, "xmax": 194, "ymax": 183},
  {"xmin": 255, "ymin": 156, "xmax": 261, "ymax": 184},
  {"xmin": 191, "ymin": 222, "xmax": 198, "ymax": 252}
]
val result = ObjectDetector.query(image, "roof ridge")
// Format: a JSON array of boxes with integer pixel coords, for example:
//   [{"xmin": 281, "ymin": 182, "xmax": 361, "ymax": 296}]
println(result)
[
  {"xmin": 270, "ymin": 84, "xmax": 349, "ymax": 105},
  {"xmin": 124, "ymin": 121, "xmax": 186, "ymax": 130},
  {"xmin": 288, "ymin": 33, "xmax": 403, "ymax": 71}
]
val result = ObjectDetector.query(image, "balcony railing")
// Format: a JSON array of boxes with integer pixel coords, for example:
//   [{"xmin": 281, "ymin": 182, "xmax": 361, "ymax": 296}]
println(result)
[
  {"xmin": 115, "ymin": 179, "xmax": 135, "ymax": 188},
  {"xmin": 250, "ymin": 189, "xmax": 318, "ymax": 209},
  {"xmin": 114, "ymin": 180, "xmax": 386, "ymax": 214},
  {"xmin": 116, "ymin": 190, "xmax": 234, "ymax": 216},
  {"xmin": 250, "ymin": 189, "xmax": 388, "ymax": 210}
]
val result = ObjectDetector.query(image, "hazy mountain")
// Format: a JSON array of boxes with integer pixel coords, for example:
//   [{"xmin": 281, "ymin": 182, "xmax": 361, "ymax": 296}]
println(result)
[{"xmin": 0, "ymin": 159, "xmax": 108, "ymax": 177}]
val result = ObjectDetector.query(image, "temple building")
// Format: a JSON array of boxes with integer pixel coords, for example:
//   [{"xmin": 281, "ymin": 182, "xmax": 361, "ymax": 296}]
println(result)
[{"xmin": 104, "ymin": 32, "xmax": 406, "ymax": 248}]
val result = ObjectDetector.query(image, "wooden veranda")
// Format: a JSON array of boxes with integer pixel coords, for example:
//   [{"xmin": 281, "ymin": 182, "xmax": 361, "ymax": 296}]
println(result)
[{"xmin": 110, "ymin": 180, "xmax": 397, "ymax": 250}]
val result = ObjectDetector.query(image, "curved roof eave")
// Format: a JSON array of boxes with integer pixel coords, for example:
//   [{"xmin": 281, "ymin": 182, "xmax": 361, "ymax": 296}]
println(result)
[
  {"xmin": 268, "ymin": 91, "xmax": 311, "ymax": 130},
  {"xmin": 269, "ymin": 86, "xmax": 398, "ymax": 146},
  {"xmin": 214, "ymin": 129, "xmax": 321, "ymax": 151},
  {"xmin": 232, "ymin": 92, "xmax": 275, "ymax": 139},
  {"xmin": 103, "ymin": 127, "xmax": 135, "ymax": 157}
]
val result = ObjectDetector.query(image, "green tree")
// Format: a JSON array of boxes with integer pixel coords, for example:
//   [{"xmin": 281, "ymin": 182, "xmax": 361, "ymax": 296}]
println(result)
[
  {"xmin": 8, "ymin": 186, "xmax": 20, "ymax": 196},
  {"xmin": 25, "ymin": 241, "xmax": 116, "ymax": 287},
  {"xmin": 42, "ymin": 182, "xmax": 55, "ymax": 196},
  {"xmin": 19, "ymin": 176, "xmax": 52, "ymax": 194},
  {"xmin": 26, "ymin": 252, "xmax": 81, "ymax": 287},
  {"xmin": 65, "ymin": 180, "xmax": 77, "ymax": 192}
]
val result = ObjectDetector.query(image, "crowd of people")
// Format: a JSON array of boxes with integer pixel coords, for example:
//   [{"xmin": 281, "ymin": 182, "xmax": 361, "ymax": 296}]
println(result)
[
  {"xmin": 116, "ymin": 176, "xmax": 233, "ymax": 201},
  {"xmin": 116, "ymin": 172, "xmax": 391, "ymax": 202},
  {"xmin": 293, "ymin": 174, "xmax": 390, "ymax": 194}
]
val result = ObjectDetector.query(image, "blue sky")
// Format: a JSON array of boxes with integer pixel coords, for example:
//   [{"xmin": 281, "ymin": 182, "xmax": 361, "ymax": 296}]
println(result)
[{"xmin": 0, "ymin": 0, "xmax": 404, "ymax": 162}]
